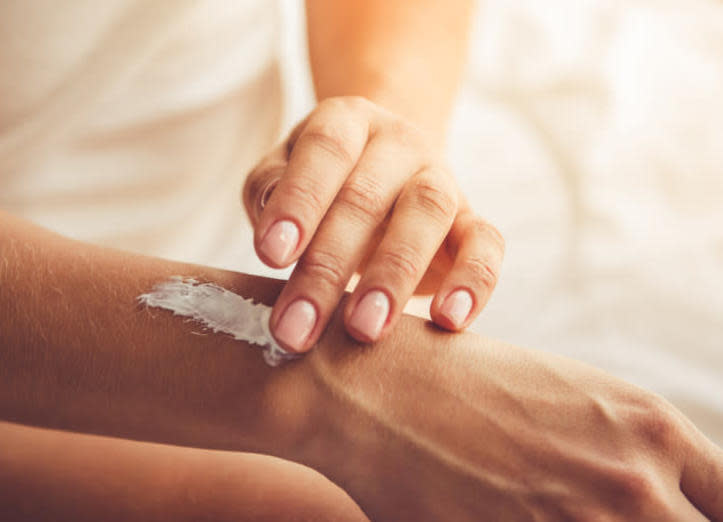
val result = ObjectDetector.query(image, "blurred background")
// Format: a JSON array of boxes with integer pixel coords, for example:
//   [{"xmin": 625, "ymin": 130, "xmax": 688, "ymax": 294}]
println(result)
[
  {"xmin": 1, "ymin": 0, "xmax": 721, "ymax": 444},
  {"xmin": 276, "ymin": 0, "xmax": 723, "ymax": 444}
]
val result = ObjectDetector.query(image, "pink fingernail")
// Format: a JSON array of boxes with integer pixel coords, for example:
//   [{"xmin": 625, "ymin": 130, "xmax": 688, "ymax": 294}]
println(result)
[
  {"xmin": 349, "ymin": 290, "xmax": 390, "ymax": 342},
  {"xmin": 274, "ymin": 299, "xmax": 317, "ymax": 352},
  {"xmin": 259, "ymin": 220, "xmax": 299, "ymax": 266},
  {"xmin": 440, "ymin": 289, "xmax": 473, "ymax": 328}
]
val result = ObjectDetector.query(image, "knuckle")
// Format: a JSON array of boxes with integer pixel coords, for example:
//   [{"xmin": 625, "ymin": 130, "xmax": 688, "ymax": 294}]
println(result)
[
  {"xmin": 298, "ymin": 127, "xmax": 356, "ymax": 166},
  {"xmin": 607, "ymin": 469, "xmax": 660, "ymax": 515},
  {"xmin": 298, "ymin": 247, "xmax": 348, "ymax": 291},
  {"xmin": 382, "ymin": 117, "xmax": 425, "ymax": 149},
  {"xmin": 470, "ymin": 217, "xmax": 506, "ymax": 255},
  {"xmin": 461, "ymin": 256, "xmax": 498, "ymax": 292},
  {"xmin": 339, "ymin": 95, "xmax": 371, "ymax": 113},
  {"xmin": 281, "ymin": 176, "xmax": 327, "ymax": 218},
  {"xmin": 317, "ymin": 96, "xmax": 347, "ymax": 112},
  {"xmin": 406, "ymin": 175, "xmax": 457, "ymax": 224},
  {"xmin": 318, "ymin": 96, "xmax": 371, "ymax": 126},
  {"xmin": 377, "ymin": 241, "xmax": 422, "ymax": 285},
  {"xmin": 337, "ymin": 177, "xmax": 388, "ymax": 225},
  {"xmin": 632, "ymin": 393, "xmax": 680, "ymax": 452}
]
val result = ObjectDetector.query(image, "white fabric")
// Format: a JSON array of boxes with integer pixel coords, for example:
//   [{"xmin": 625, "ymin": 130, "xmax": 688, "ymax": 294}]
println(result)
[
  {"xmin": 447, "ymin": 0, "xmax": 723, "ymax": 444},
  {"xmin": 0, "ymin": 0, "xmax": 282, "ymax": 269}
]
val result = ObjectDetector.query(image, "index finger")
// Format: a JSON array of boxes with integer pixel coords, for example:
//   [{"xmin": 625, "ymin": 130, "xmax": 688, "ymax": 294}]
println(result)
[
  {"xmin": 253, "ymin": 99, "xmax": 370, "ymax": 268},
  {"xmin": 680, "ymin": 425, "xmax": 723, "ymax": 521}
]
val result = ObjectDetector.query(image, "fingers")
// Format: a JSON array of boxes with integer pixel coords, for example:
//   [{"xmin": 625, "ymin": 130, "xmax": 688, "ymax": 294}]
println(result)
[
  {"xmin": 680, "ymin": 427, "xmax": 723, "ymax": 522},
  {"xmin": 246, "ymin": 99, "xmax": 502, "ymax": 348},
  {"xmin": 430, "ymin": 208, "xmax": 505, "ymax": 331},
  {"xmin": 343, "ymin": 167, "xmax": 458, "ymax": 343},
  {"xmin": 268, "ymin": 137, "xmax": 416, "ymax": 352},
  {"xmin": 252, "ymin": 99, "xmax": 370, "ymax": 268}
]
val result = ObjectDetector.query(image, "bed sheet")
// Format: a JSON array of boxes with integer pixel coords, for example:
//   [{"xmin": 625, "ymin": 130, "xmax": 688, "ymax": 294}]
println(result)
[{"xmin": 449, "ymin": 0, "xmax": 723, "ymax": 444}]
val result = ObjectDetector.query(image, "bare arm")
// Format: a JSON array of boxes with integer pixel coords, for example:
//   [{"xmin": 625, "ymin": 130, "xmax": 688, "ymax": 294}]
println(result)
[
  {"xmin": 0, "ymin": 421, "xmax": 369, "ymax": 522},
  {"xmin": 2, "ymin": 211, "xmax": 721, "ymax": 520},
  {"xmin": 0, "ymin": 211, "xmax": 310, "ymax": 458},
  {"xmin": 306, "ymin": 0, "xmax": 475, "ymax": 138}
]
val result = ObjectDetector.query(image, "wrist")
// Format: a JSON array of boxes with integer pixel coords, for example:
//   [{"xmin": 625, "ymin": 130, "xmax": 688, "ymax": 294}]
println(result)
[
  {"xmin": 288, "ymin": 311, "xmax": 432, "ymax": 503},
  {"xmin": 315, "ymin": 83, "xmax": 447, "ymax": 144},
  {"xmin": 247, "ymin": 356, "xmax": 323, "ymax": 460}
]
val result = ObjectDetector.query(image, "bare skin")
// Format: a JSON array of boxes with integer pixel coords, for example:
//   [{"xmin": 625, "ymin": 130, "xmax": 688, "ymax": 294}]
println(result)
[
  {"xmin": 306, "ymin": 0, "xmax": 474, "ymax": 137},
  {"xmin": 249, "ymin": 1, "xmax": 504, "ymax": 354},
  {"xmin": 1, "ymin": 212, "xmax": 721, "ymax": 521},
  {"xmin": 0, "ymin": 421, "xmax": 369, "ymax": 522}
]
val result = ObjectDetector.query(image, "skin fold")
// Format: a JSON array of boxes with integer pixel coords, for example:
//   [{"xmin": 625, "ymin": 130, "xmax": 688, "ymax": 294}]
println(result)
[
  {"xmin": 0, "ymin": 421, "xmax": 370, "ymax": 522},
  {"xmin": 1, "ymin": 212, "xmax": 721, "ymax": 521}
]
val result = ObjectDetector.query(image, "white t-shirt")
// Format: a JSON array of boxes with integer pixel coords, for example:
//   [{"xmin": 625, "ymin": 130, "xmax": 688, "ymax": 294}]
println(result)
[{"xmin": 0, "ymin": 0, "xmax": 281, "ymax": 270}]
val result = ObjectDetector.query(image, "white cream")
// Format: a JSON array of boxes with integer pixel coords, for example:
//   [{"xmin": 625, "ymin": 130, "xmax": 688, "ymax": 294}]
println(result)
[{"xmin": 138, "ymin": 276, "xmax": 297, "ymax": 366}]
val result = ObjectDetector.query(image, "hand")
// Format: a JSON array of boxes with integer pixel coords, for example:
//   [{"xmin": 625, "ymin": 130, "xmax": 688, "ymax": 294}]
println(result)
[
  {"xmin": 242, "ymin": 96, "xmax": 504, "ymax": 353},
  {"xmin": 294, "ymin": 312, "xmax": 723, "ymax": 521}
]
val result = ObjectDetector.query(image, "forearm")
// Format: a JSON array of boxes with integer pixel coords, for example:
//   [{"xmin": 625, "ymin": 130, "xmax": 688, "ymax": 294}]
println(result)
[
  {"xmin": 295, "ymin": 311, "xmax": 723, "ymax": 521},
  {"xmin": 305, "ymin": 0, "xmax": 475, "ymax": 138},
  {"xmin": 0, "ymin": 421, "xmax": 368, "ymax": 522},
  {"xmin": 4, "ymin": 215, "xmax": 719, "ymax": 520},
  {"xmin": 0, "ymin": 211, "xmax": 313, "ymax": 457}
]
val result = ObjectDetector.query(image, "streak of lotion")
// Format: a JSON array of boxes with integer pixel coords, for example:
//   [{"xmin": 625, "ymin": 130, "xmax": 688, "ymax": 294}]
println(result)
[{"xmin": 138, "ymin": 276, "xmax": 297, "ymax": 366}]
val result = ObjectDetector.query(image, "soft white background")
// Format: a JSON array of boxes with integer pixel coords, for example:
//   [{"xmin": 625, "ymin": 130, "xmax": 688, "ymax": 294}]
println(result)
[{"xmin": 276, "ymin": 0, "xmax": 723, "ymax": 444}]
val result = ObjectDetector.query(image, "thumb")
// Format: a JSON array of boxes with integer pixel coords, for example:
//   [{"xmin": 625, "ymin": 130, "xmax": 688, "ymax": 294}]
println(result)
[
  {"xmin": 242, "ymin": 142, "xmax": 288, "ymax": 226},
  {"xmin": 680, "ymin": 424, "xmax": 723, "ymax": 521}
]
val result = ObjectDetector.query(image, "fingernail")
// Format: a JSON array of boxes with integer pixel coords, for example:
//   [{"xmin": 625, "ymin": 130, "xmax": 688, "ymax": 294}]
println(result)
[
  {"xmin": 259, "ymin": 220, "xmax": 299, "ymax": 266},
  {"xmin": 440, "ymin": 289, "xmax": 473, "ymax": 328},
  {"xmin": 274, "ymin": 299, "xmax": 317, "ymax": 352},
  {"xmin": 349, "ymin": 290, "xmax": 389, "ymax": 342}
]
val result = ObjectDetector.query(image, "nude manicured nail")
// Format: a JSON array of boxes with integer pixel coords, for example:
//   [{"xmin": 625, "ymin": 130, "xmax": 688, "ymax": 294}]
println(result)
[
  {"xmin": 349, "ymin": 290, "xmax": 390, "ymax": 342},
  {"xmin": 274, "ymin": 299, "xmax": 317, "ymax": 352},
  {"xmin": 259, "ymin": 220, "xmax": 299, "ymax": 266},
  {"xmin": 440, "ymin": 289, "xmax": 473, "ymax": 328}
]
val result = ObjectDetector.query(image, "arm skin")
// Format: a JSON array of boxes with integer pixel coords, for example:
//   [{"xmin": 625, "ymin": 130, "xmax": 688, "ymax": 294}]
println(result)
[
  {"xmin": 0, "ymin": 210, "xmax": 313, "ymax": 460},
  {"xmin": 0, "ymin": 421, "xmax": 369, "ymax": 522},
  {"xmin": 1, "ymin": 211, "xmax": 722, "ymax": 521},
  {"xmin": 306, "ymin": 0, "xmax": 475, "ymax": 139}
]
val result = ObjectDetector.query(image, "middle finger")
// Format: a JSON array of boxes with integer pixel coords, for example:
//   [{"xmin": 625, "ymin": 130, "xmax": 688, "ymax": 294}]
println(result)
[
  {"xmin": 344, "ymin": 166, "xmax": 458, "ymax": 343},
  {"xmin": 268, "ymin": 136, "xmax": 419, "ymax": 353}
]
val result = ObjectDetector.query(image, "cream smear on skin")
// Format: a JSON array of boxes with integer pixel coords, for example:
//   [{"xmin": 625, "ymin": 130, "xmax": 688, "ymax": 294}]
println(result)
[{"xmin": 138, "ymin": 277, "xmax": 297, "ymax": 366}]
